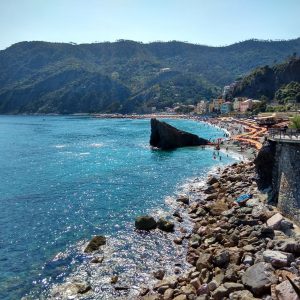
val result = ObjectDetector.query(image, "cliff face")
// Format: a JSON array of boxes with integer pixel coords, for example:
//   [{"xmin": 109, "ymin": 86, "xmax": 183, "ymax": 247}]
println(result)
[
  {"xmin": 150, "ymin": 118, "xmax": 209, "ymax": 150},
  {"xmin": 255, "ymin": 140, "xmax": 300, "ymax": 224}
]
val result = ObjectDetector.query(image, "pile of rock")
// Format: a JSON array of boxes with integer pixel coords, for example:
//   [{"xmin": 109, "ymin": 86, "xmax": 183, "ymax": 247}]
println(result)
[{"xmin": 139, "ymin": 162, "xmax": 300, "ymax": 300}]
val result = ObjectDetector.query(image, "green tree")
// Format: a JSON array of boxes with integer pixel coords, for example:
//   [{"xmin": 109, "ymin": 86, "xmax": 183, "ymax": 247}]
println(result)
[{"xmin": 290, "ymin": 115, "xmax": 300, "ymax": 129}]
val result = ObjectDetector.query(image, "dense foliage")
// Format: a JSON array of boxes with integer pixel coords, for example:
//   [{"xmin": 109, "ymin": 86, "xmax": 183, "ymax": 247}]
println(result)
[
  {"xmin": 233, "ymin": 57, "xmax": 300, "ymax": 102},
  {"xmin": 0, "ymin": 39, "xmax": 300, "ymax": 113}
]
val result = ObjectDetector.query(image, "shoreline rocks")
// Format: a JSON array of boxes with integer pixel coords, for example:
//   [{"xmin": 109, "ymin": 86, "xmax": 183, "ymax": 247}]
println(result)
[{"xmin": 138, "ymin": 161, "xmax": 300, "ymax": 300}]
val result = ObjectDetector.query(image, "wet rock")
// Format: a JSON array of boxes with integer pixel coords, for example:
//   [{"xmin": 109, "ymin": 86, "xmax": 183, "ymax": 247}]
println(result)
[
  {"xmin": 77, "ymin": 282, "xmax": 92, "ymax": 294},
  {"xmin": 177, "ymin": 195, "xmax": 190, "ymax": 205},
  {"xmin": 174, "ymin": 237, "xmax": 183, "ymax": 245},
  {"xmin": 157, "ymin": 218, "xmax": 175, "ymax": 232},
  {"xmin": 205, "ymin": 193, "xmax": 219, "ymax": 202},
  {"xmin": 110, "ymin": 275, "xmax": 118, "ymax": 284},
  {"xmin": 266, "ymin": 213, "xmax": 283, "ymax": 229},
  {"xmin": 242, "ymin": 262, "xmax": 277, "ymax": 296},
  {"xmin": 207, "ymin": 176, "xmax": 219, "ymax": 185},
  {"xmin": 90, "ymin": 256, "xmax": 104, "ymax": 263},
  {"xmin": 135, "ymin": 215, "xmax": 157, "ymax": 230},
  {"xmin": 84, "ymin": 235, "xmax": 106, "ymax": 253},
  {"xmin": 263, "ymin": 250, "xmax": 294, "ymax": 268},
  {"xmin": 153, "ymin": 269, "xmax": 165, "ymax": 280}
]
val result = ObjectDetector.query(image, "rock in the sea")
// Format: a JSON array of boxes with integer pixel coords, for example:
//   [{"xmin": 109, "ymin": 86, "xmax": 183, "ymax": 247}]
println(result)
[
  {"xmin": 150, "ymin": 118, "xmax": 209, "ymax": 150},
  {"xmin": 135, "ymin": 215, "xmax": 157, "ymax": 230},
  {"xmin": 176, "ymin": 195, "xmax": 189, "ymax": 205},
  {"xmin": 242, "ymin": 262, "xmax": 277, "ymax": 296},
  {"xmin": 84, "ymin": 235, "xmax": 106, "ymax": 253},
  {"xmin": 157, "ymin": 218, "xmax": 175, "ymax": 232},
  {"xmin": 153, "ymin": 269, "xmax": 165, "ymax": 280},
  {"xmin": 110, "ymin": 275, "xmax": 118, "ymax": 284}
]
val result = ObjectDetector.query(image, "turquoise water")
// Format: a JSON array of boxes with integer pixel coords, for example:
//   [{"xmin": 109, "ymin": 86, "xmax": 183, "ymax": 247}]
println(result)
[{"xmin": 0, "ymin": 116, "xmax": 234, "ymax": 299}]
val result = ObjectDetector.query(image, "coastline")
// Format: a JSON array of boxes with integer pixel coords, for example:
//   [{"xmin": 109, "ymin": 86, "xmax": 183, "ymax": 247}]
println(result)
[{"xmin": 137, "ymin": 157, "xmax": 300, "ymax": 300}]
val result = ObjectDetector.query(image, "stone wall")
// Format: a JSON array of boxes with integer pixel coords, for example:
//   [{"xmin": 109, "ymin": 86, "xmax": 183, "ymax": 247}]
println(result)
[{"xmin": 273, "ymin": 142, "xmax": 300, "ymax": 224}]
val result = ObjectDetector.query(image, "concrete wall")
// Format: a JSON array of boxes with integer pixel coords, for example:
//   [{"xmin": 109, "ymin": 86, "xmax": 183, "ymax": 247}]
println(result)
[{"xmin": 273, "ymin": 142, "xmax": 300, "ymax": 224}]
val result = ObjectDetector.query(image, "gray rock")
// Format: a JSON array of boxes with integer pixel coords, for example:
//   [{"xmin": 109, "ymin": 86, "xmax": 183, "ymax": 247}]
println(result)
[
  {"xmin": 266, "ymin": 213, "xmax": 283, "ymax": 229},
  {"xmin": 229, "ymin": 289, "xmax": 256, "ymax": 299},
  {"xmin": 211, "ymin": 285, "xmax": 228, "ymax": 300},
  {"xmin": 135, "ymin": 215, "xmax": 157, "ymax": 230},
  {"xmin": 84, "ymin": 235, "xmax": 106, "ymax": 253},
  {"xmin": 223, "ymin": 282, "xmax": 244, "ymax": 294},
  {"xmin": 263, "ymin": 250, "xmax": 294, "ymax": 268},
  {"xmin": 242, "ymin": 262, "xmax": 277, "ymax": 296}
]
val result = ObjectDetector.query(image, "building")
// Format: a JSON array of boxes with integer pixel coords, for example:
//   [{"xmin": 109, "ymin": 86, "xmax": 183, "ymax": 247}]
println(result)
[
  {"xmin": 208, "ymin": 98, "xmax": 225, "ymax": 113},
  {"xmin": 240, "ymin": 99, "xmax": 262, "ymax": 113},
  {"xmin": 240, "ymin": 99, "xmax": 253, "ymax": 113},
  {"xmin": 220, "ymin": 102, "xmax": 233, "ymax": 114},
  {"xmin": 232, "ymin": 97, "xmax": 245, "ymax": 111},
  {"xmin": 195, "ymin": 100, "xmax": 208, "ymax": 114}
]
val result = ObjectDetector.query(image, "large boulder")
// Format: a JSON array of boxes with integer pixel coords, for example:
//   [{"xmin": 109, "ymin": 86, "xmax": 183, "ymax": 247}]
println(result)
[
  {"xmin": 84, "ymin": 236, "xmax": 106, "ymax": 253},
  {"xmin": 135, "ymin": 215, "xmax": 157, "ymax": 230},
  {"xmin": 242, "ymin": 262, "xmax": 277, "ymax": 296},
  {"xmin": 150, "ymin": 118, "xmax": 209, "ymax": 150}
]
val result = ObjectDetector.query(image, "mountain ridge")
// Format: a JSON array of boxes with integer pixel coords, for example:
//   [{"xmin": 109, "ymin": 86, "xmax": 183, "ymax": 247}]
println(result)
[{"xmin": 1, "ymin": 38, "xmax": 300, "ymax": 114}]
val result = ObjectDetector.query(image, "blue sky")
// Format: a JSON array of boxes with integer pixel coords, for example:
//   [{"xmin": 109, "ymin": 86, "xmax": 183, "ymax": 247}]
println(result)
[{"xmin": 0, "ymin": 0, "xmax": 299, "ymax": 50}]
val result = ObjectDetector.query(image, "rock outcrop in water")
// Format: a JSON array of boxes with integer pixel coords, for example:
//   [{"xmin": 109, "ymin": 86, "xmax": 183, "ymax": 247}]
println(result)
[{"xmin": 150, "ymin": 118, "xmax": 209, "ymax": 150}]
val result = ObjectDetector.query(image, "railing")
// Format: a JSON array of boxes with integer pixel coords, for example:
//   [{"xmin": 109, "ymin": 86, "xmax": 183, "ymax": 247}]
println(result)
[{"xmin": 268, "ymin": 128, "xmax": 300, "ymax": 141}]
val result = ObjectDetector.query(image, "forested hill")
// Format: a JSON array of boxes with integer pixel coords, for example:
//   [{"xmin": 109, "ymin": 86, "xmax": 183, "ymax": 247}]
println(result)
[
  {"xmin": 0, "ymin": 38, "xmax": 300, "ymax": 114},
  {"xmin": 232, "ymin": 57, "xmax": 300, "ymax": 102}
]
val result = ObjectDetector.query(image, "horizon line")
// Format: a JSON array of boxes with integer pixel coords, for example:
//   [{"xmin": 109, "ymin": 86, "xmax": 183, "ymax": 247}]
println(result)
[{"xmin": 3, "ymin": 36, "xmax": 300, "ymax": 50}]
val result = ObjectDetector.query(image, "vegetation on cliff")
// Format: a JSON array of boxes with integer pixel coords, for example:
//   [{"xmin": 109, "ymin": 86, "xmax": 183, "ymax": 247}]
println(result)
[
  {"xmin": 232, "ymin": 57, "xmax": 300, "ymax": 103},
  {"xmin": 0, "ymin": 39, "xmax": 300, "ymax": 113}
]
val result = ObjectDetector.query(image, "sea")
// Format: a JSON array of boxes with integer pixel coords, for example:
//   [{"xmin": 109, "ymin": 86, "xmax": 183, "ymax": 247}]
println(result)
[{"xmin": 0, "ymin": 116, "xmax": 236, "ymax": 299}]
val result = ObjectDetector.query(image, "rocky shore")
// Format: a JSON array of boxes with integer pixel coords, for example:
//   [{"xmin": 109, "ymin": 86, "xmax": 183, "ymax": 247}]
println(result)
[{"xmin": 138, "ymin": 161, "xmax": 300, "ymax": 300}]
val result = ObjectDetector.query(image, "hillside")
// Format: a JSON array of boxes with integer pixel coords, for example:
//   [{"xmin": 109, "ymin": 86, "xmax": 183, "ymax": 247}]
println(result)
[
  {"xmin": 232, "ymin": 57, "xmax": 300, "ymax": 102},
  {"xmin": 0, "ymin": 38, "xmax": 300, "ymax": 114}
]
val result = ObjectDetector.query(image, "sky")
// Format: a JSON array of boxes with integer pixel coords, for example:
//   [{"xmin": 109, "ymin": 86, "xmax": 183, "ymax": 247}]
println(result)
[{"xmin": 0, "ymin": 0, "xmax": 300, "ymax": 50}]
